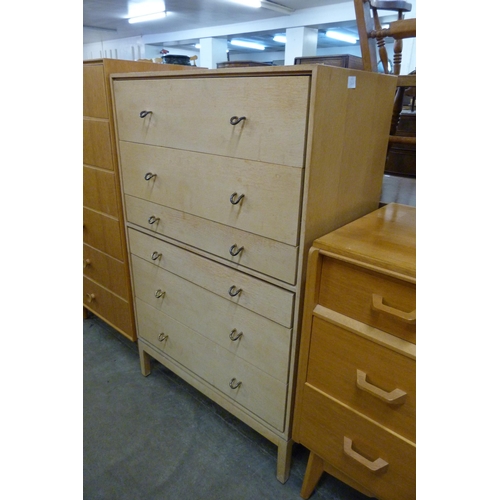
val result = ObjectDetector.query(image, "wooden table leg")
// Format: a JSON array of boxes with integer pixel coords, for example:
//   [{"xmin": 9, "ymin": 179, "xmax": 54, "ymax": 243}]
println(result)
[{"xmin": 301, "ymin": 451, "xmax": 324, "ymax": 499}]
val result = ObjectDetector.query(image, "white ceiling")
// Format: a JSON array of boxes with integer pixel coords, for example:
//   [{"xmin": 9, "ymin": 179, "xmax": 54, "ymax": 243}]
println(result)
[{"xmin": 83, "ymin": 0, "xmax": 372, "ymax": 51}]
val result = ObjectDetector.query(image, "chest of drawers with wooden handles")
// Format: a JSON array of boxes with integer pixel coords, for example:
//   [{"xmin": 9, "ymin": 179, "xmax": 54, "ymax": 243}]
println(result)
[
  {"xmin": 83, "ymin": 58, "xmax": 185, "ymax": 341},
  {"xmin": 111, "ymin": 65, "xmax": 397, "ymax": 483},
  {"xmin": 292, "ymin": 203, "xmax": 416, "ymax": 499}
]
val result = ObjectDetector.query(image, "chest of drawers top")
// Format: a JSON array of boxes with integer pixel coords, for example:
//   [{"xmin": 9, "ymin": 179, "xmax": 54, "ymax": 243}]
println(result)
[{"xmin": 314, "ymin": 203, "xmax": 416, "ymax": 279}]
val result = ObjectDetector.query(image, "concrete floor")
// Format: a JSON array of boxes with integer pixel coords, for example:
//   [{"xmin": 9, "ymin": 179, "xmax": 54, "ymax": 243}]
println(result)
[{"xmin": 83, "ymin": 314, "xmax": 371, "ymax": 500}]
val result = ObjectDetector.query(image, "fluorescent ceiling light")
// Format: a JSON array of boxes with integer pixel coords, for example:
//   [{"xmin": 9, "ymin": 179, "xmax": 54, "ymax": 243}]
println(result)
[
  {"xmin": 230, "ymin": 40, "xmax": 266, "ymax": 50},
  {"xmin": 128, "ymin": 11, "xmax": 166, "ymax": 24},
  {"xmin": 325, "ymin": 31, "xmax": 358, "ymax": 44},
  {"xmin": 231, "ymin": 0, "xmax": 261, "ymax": 7},
  {"xmin": 273, "ymin": 35, "xmax": 287, "ymax": 43}
]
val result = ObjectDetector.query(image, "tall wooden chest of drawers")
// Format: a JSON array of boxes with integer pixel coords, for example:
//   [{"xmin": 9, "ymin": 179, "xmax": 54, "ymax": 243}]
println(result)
[
  {"xmin": 293, "ymin": 203, "xmax": 416, "ymax": 499},
  {"xmin": 83, "ymin": 58, "xmax": 189, "ymax": 340},
  {"xmin": 110, "ymin": 65, "xmax": 397, "ymax": 482}
]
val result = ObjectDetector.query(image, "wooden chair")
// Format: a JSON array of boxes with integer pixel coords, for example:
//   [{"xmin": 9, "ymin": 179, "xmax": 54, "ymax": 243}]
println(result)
[{"xmin": 354, "ymin": 0, "xmax": 416, "ymax": 147}]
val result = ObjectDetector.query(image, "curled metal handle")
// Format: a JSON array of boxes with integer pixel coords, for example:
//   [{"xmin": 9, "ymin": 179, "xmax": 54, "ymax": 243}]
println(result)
[
  {"xmin": 144, "ymin": 172, "xmax": 157, "ymax": 181},
  {"xmin": 229, "ymin": 244, "xmax": 244, "ymax": 257},
  {"xmin": 228, "ymin": 286, "xmax": 242, "ymax": 297},
  {"xmin": 140, "ymin": 110, "xmax": 152, "ymax": 118},
  {"xmin": 229, "ymin": 329, "xmax": 243, "ymax": 341},
  {"xmin": 158, "ymin": 333, "xmax": 168, "ymax": 342},
  {"xmin": 230, "ymin": 192, "xmax": 245, "ymax": 205},
  {"xmin": 86, "ymin": 293, "xmax": 95, "ymax": 303},
  {"xmin": 229, "ymin": 116, "xmax": 246, "ymax": 125},
  {"xmin": 229, "ymin": 378, "xmax": 242, "ymax": 389},
  {"xmin": 83, "ymin": 259, "xmax": 91, "ymax": 269},
  {"xmin": 151, "ymin": 251, "xmax": 162, "ymax": 261},
  {"xmin": 148, "ymin": 216, "xmax": 160, "ymax": 224},
  {"xmin": 155, "ymin": 289, "xmax": 166, "ymax": 298}
]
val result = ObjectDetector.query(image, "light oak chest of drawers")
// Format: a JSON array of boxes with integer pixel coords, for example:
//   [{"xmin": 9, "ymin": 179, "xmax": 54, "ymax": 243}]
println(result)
[
  {"xmin": 83, "ymin": 58, "xmax": 189, "ymax": 341},
  {"xmin": 111, "ymin": 65, "xmax": 397, "ymax": 482},
  {"xmin": 293, "ymin": 203, "xmax": 416, "ymax": 499}
]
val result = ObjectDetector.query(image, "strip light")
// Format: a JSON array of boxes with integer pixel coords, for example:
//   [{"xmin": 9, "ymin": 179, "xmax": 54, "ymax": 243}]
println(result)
[
  {"xmin": 325, "ymin": 31, "xmax": 358, "ymax": 44},
  {"xmin": 231, "ymin": 0, "xmax": 294, "ymax": 14},
  {"xmin": 273, "ymin": 35, "xmax": 287, "ymax": 43},
  {"xmin": 230, "ymin": 40, "xmax": 266, "ymax": 50},
  {"xmin": 128, "ymin": 11, "xmax": 166, "ymax": 24}
]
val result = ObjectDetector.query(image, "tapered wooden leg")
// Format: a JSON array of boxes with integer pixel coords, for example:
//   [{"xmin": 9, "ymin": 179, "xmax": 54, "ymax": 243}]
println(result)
[
  {"xmin": 138, "ymin": 340, "xmax": 152, "ymax": 376},
  {"xmin": 276, "ymin": 439, "xmax": 293, "ymax": 483},
  {"xmin": 301, "ymin": 451, "xmax": 325, "ymax": 499}
]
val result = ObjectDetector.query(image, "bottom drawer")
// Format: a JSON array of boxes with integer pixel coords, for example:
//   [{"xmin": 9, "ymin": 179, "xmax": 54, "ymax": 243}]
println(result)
[
  {"xmin": 83, "ymin": 276, "xmax": 135, "ymax": 339},
  {"xmin": 299, "ymin": 384, "xmax": 415, "ymax": 500},
  {"xmin": 136, "ymin": 298, "xmax": 287, "ymax": 431}
]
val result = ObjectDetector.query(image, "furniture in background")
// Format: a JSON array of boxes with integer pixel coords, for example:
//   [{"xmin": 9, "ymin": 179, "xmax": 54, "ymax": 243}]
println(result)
[
  {"xmin": 294, "ymin": 54, "xmax": 363, "ymax": 69},
  {"xmin": 110, "ymin": 64, "xmax": 397, "ymax": 482},
  {"xmin": 83, "ymin": 58, "xmax": 190, "ymax": 341},
  {"xmin": 292, "ymin": 203, "xmax": 416, "ymax": 499},
  {"xmin": 354, "ymin": 0, "xmax": 416, "ymax": 176}
]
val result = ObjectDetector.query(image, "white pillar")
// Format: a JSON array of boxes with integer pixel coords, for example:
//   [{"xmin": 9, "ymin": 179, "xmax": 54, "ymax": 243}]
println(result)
[
  {"xmin": 284, "ymin": 27, "xmax": 318, "ymax": 66},
  {"xmin": 200, "ymin": 37, "xmax": 227, "ymax": 69}
]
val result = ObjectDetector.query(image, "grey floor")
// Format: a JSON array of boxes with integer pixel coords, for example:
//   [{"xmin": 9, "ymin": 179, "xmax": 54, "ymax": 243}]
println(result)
[{"xmin": 84, "ymin": 314, "xmax": 371, "ymax": 500}]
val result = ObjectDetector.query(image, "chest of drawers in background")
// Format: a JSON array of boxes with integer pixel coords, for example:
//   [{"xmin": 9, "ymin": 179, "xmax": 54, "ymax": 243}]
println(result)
[
  {"xmin": 83, "ymin": 58, "xmax": 190, "ymax": 341},
  {"xmin": 293, "ymin": 203, "xmax": 416, "ymax": 499},
  {"xmin": 111, "ymin": 65, "xmax": 397, "ymax": 482}
]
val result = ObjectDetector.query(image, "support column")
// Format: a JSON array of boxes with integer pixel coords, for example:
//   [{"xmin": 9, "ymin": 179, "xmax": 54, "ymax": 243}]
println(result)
[
  {"xmin": 284, "ymin": 27, "xmax": 318, "ymax": 66},
  {"xmin": 200, "ymin": 37, "xmax": 227, "ymax": 69}
]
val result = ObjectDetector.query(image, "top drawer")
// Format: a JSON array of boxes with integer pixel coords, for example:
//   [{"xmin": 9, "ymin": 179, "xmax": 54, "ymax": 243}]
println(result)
[
  {"xmin": 113, "ymin": 76, "xmax": 309, "ymax": 167},
  {"xmin": 83, "ymin": 64, "xmax": 108, "ymax": 119},
  {"xmin": 319, "ymin": 257, "xmax": 416, "ymax": 344}
]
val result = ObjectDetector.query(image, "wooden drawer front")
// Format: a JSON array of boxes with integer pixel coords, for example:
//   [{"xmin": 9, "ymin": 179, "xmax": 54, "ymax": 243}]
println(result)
[
  {"xmin": 136, "ymin": 299, "xmax": 287, "ymax": 431},
  {"xmin": 307, "ymin": 317, "xmax": 415, "ymax": 441},
  {"xmin": 83, "ymin": 64, "xmax": 108, "ymax": 118},
  {"xmin": 83, "ymin": 276, "xmax": 134, "ymax": 337},
  {"xmin": 128, "ymin": 229, "xmax": 294, "ymax": 327},
  {"xmin": 131, "ymin": 256, "xmax": 291, "ymax": 381},
  {"xmin": 83, "ymin": 119, "xmax": 114, "ymax": 171},
  {"xmin": 300, "ymin": 385, "xmax": 415, "ymax": 500},
  {"xmin": 120, "ymin": 141, "xmax": 303, "ymax": 245},
  {"xmin": 83, "ymin": 244, "xmax": 129, "ymax": 299},
  {"xmin": 83, "ymin": 166, "xmax": 119, "ymax": 217},
  {"xmin": 319, "ymin": 258, "xmax": 416, "ymax": 343},
  {"xmin": 83, "ymin": 208, "xmax": 123, "ymax": 261},
  {"xmin": 113, "ymin": 76, "xmax": 309, "ymax": 168},
  {"xmin": 125, "ymin": 195, "xmax": 298, "ymax": 284}
]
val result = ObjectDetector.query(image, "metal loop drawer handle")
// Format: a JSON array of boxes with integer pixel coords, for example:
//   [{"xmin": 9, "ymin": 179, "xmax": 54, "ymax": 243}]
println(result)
[
  {"xmin": 229, "ymin": 244, "xmax": 244, "ymax": 257},
  {"xmin": 229, "ymin": 116, "xmax": 246, "ymax": 125},
  {"xmin": 229, "ymin": 378, "xmax": 242, "ymax": 389},
  {"xmin": 230, "ymin": 192, "xmax": 245, "ymax": 205},
  {"xmin": 228, "ymin": 286, "xmax": 242, "ymax": 297},
  {"xmin": 144, "ymin": 172, "xmax": 157, "ymax": 181},
  {"xmin": 158, "ymin": 333, "xmax": 168, "ymax": 342},
  {"xmin": 148, "ymin": 216, "xmax": 160, "ymax": 224},
  {"xmin": 229, "ymin": 329, "xmax": 243, "ymax": 341},
  {"xmin": 140, "ymin": 110, "xmax": 152, "ymax": 118},
  {"xmin": 86, "ymin": 293, "xmax": 95, "ymax": 303},
  {"xmin": 151, "ymin": 251, "xmax": 162, "ymax": 261},
  {"xmin": 343, "ymin": 437, "xmax": 388, "ymax": 473},
  {"xmin": 155, "ymin": 289, "xmax": 166, "ymax": 298}
]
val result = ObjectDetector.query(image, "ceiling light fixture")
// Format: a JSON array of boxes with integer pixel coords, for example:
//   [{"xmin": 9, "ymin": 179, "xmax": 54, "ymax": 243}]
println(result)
[
  {"xmin": 231, "ymin": 0, "xmax": 294, "ymax": 14},
  {"xmin": 273, "ymin": 35, "xmax": 287, "ymax": 43},
  {"xmin": 128, "ymin": 11, "xmax": 166, "ymax": 24},
  {"xmin": 325, "ymin": 31, "xmax": 358, "ymax": 44},
  {"xmin": 230, "ymin": 40, "xmax": 266, "ymax": 50},
  {"xmin": 260, "ymin": 1, "xmax": 294, "ymax": 14}
]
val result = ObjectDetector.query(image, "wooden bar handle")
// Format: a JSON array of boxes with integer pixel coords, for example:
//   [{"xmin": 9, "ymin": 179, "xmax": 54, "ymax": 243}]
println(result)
[
  {"xmin": 343, "ymin": 437, "xmax": 388, "ymax": 473},
  {"xmin": 356, "ymin": 370, "xmax": 407, "ymax": 405},
  {"xmin": 371, "ymin": 294, "xmax": 416, "ymax": 324}
]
